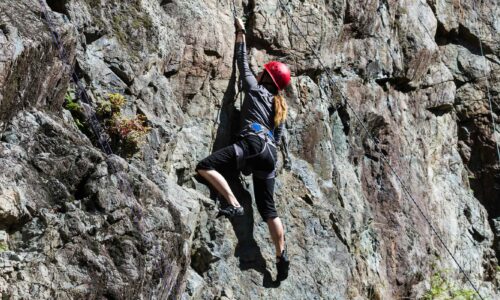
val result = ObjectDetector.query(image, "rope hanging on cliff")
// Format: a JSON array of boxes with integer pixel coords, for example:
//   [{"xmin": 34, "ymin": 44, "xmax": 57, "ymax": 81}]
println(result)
[
  {"xmin": 473, "ymin": 0, "xmax": 500, "ymax": 163},
  {"xmin": 232, "ymin": 0, "xmax": 244, "ymax": 109},
  {"xmin": 37, "ymin": 3, "xmax": 184, "ymax": 297},
  {"xmin": 276, "ymin": 0, "xmax": 485, "ymax": 298},
  {"xmin": 37, "ymin": 0, "xmax": 113, "ymax": 155}
]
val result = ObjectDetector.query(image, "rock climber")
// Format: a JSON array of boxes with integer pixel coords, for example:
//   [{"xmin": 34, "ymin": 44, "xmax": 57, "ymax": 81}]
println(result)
[{"xmin": 195, "ymin": 17, "xmax": 291, "ymax": 281}]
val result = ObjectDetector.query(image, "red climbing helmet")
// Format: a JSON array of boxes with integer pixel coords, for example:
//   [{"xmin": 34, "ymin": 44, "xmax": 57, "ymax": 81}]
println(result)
[{"xmin": 263, "ymin": 61, "xmax": 291, "ymax": 91}]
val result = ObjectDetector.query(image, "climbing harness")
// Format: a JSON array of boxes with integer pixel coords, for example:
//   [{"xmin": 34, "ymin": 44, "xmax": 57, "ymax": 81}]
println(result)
[
  {"xmin": 276, "ymin": 0, "xmax": 484, "ymax": 298},
  {"xmin": 244, "ymin": 122, "xmax": 276, "ymax": 141},
  {"xmin": 38, "ymin": 0, "xmax": 112, "ymax": 155},
  {"xmin": 234, "ymin": 122, "xmax": 277, "ymax": 179}
]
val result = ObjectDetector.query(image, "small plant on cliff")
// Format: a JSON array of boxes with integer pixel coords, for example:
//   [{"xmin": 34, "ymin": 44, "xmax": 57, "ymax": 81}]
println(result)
[
  {"xmin": 0, "ymin": 242, "xmax": 8, "ymax": 252},
  {"xmin": 86, "ymin": 0, "xmax": 101, "ymax": 7},
  {"xmin": 96, "ymin": 93, "xmax": 150, "ymax": 155},
  {"xmin": 64, "ymin": 89, "xmax": 87, "ymax": 131},
  {"xmin": 109, "ymin": 114, "xmax": 150, "ymax": 153},
  {"xmin": 423, "ymin": 271, "xmax": 449, "ymax": 299},
  {"xmin": 109, "ymin": 93, "xmax": 126, "ymax": 109},
  {"xmin": 64, "ymin": 89, "xmax": 81, "ymax": 112},
  {"xmin": 423, "ymin": 270, "xmax": 479, "ymax": 300},
  {"xmin": 97, "ymin": 93, "xmax": 125, "ymax": 118}
]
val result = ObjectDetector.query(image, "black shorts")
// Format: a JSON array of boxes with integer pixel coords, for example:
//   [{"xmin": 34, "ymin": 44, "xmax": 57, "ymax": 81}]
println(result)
[{"xmin": 196, "ymin": 135, "xmax": 278, "ymax": 221}]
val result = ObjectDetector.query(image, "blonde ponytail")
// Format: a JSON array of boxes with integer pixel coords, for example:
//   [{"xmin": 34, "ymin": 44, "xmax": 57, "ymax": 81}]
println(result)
[{"xmin": 274, "ymin": 93, "xmax": 288, "ymax": 127}]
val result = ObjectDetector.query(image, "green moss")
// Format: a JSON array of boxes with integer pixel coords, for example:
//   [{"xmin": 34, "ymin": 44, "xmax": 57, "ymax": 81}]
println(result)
[
  {"xmin": 64, "ymin": 90, "xmax": 81, "ymax": 112},
  {"xmin": 84, "ymin": 0, "xmax": 156, "ymax": 55},
  {"xmin": 0, "ymin": 242, "xmax": 8, "ymax": 252},
  {"xmin": 106, "ymin": 0, "xmax": 155, "ymax": 52},
  {"xmin": 63, "ymin": 87, "xmax": 95, "ymax": 138},
  {"xmin": 452, "ymin": 289, "xmax": 478, "ymax": 300},
  {"xmin": 74, "ymin": 118, "xmax": 84, "ymax": 129},
  {"xmin": 131, "ymin": 14, "xmax": 152, "ymax": 31},
  {"xmin": 112, "ymin": 15, "xmax": 127, "ymax": 45},
  {"xmin": 131, "ymin": 19, "xmax": 142, "ymax": 29},
  {"xmin": 423, "ymin": 270, "xmax": 480, "ymax": 300},
  {"xmin": 423, "ymin": 272, "xmax": 449, "ymax": 300},
  {"xmin": 86, "ymin": 0, "xmax": 101, "ymax": 7}
]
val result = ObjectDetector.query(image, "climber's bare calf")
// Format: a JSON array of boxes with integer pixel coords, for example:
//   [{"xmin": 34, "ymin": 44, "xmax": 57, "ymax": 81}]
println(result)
[
  {"xmin": 267, "ymin": 217, "xmax": 285, "ymax": 257},
  {"xmin": 197, "ymin": 169, "xmax": 241, "ymax": 208}
]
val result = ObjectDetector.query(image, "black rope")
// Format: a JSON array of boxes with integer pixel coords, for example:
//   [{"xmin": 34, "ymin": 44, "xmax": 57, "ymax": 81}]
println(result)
[
  {"xmin": 37, "ymin": 5, "xmax": 185, "ymax": 296},
  {"xmin": 232, "ymin": 0, "xmax": 244, "ymax": 109},
  {"xmin": 276, "ymin": 0, "xmax": 484, "ymax": 298},
  {"xmin": 38, "ymin": 0, "xmax": 113, "ymax": 155}
]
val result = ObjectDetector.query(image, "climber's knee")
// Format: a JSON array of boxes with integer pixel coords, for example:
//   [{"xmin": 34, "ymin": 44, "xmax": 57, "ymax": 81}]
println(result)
[
  {"xmin": 196, "ymin": 167, "xmax": 207, "ymax": 175},
  {"xmin": 266, "ymin": 216, "xmax": 279, "ymax": 223}
]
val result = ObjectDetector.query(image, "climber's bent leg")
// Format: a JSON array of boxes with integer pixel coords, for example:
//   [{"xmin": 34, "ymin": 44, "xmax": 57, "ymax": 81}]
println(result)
[
  {"xmin": 197, "ymin": 169, "xmax": 240, "ymax": 207},
  {"xmin": 196, "ymin": 144, "xmax": 241, "ymax": 207}
]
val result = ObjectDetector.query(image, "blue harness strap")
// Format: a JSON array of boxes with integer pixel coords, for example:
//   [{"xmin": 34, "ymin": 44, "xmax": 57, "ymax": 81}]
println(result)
[{"xmin": 250, "ymin": 123, "xmax": 274, "ymax": 141}]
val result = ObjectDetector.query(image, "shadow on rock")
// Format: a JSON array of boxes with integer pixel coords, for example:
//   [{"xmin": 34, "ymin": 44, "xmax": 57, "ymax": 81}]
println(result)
[
  {"xmin": 212, "ymin": 44, "xmax": 240, "ymax": 152},
  {"xmin": 220, "ymin": 170, "xmax": 279, "ymax": 288}
]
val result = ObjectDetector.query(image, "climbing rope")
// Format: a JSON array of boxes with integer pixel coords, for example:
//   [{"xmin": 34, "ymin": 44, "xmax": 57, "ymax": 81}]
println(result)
[
  {"xmin": 37, "ymin": 2, "xmax": 184, "ymax": 297},
  {"xmin": 38, "ymin": 0, "xmax": 113, "ymax": 155},
  {"xmin": 473, "ymin": 0, "xmax": 500, "ymax": 162},
  {"xmin": 276, "ymin": 0, "xmax": 484, "ymax": 298},
  {"xmin": 232, "ymin": 0, "xmax": 244, "ymax": 109},
  {"xmin": 38, "ymin": 4, "xmax": 184, "ymax": 296}
]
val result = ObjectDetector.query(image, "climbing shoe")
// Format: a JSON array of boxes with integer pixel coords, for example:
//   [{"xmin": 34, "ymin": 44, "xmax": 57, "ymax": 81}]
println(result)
[
  {"xmin": 216, "ymin": 205, "xmax": 244, "ymax": 218},
  {"xmin": 276, "ymin": 247, "xmax": 290, "ymax": 281}
]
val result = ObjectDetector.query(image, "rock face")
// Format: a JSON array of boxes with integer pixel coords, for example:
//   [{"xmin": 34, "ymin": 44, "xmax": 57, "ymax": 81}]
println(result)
[{"xmin": 0, "ymin": 0, "xmax": 499, "ymax": 299}]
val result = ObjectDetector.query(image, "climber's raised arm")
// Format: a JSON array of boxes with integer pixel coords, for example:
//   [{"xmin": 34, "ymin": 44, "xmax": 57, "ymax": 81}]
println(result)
[{"xmin": 235, "ymin": 18, "xmax": 258, "ymax": 91}]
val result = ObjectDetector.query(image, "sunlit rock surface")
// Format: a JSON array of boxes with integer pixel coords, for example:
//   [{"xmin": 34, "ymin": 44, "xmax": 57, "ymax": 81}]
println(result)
[{"xmin": 0, "ymin": 0, "xmax": 498, "ymax": 299}]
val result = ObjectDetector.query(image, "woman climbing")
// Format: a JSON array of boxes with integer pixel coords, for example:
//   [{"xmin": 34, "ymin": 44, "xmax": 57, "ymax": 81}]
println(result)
[{"xmin": 195, "ymin": 17, "xmax": 291, "ymax": 281}]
